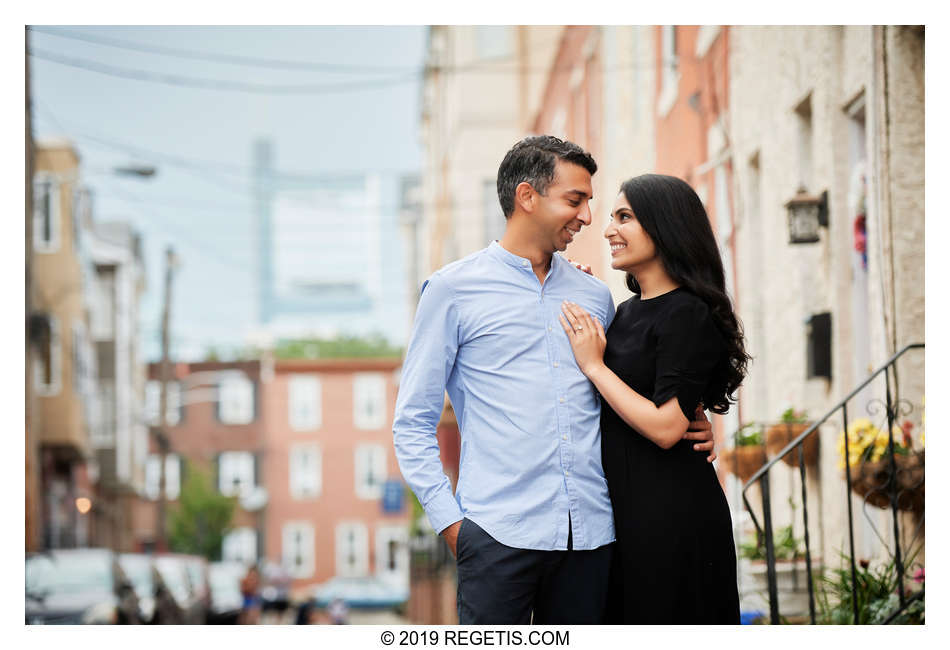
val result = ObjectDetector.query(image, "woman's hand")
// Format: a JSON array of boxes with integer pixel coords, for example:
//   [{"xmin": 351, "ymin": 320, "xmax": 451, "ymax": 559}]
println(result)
[{"xmin": 558, "ymin": 301, "xmax": 606, "ymax": 376}]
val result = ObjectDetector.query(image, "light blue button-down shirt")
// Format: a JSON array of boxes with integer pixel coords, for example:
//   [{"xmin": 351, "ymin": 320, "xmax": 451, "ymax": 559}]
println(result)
[{"xmin": 393, "ymin": 241, "xmax": 616, "ymax": 551}]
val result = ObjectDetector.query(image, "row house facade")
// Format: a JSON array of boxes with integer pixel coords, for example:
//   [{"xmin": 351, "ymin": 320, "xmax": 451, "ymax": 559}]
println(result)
[
  {"xmin": 28, "ymin": 139, "xmax": 98, "ymax": 550},
  {"xmin": 728, "ymin": 25, "xmax": 925, "ymax": 568},
  {"xmin": 137, "ymin": 357, "xmax": 410, "ymax": 598}
]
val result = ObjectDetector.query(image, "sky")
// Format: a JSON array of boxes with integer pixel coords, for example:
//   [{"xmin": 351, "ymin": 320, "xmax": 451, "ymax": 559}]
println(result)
[{"xmin": 28, "ymin": 25, "xmax": 427, "ymax": 361}]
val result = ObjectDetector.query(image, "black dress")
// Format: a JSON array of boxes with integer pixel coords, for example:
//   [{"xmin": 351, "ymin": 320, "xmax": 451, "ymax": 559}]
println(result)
[{"xmin": 600, "ymin": 287, "xmax": 740, "ymax": 624}]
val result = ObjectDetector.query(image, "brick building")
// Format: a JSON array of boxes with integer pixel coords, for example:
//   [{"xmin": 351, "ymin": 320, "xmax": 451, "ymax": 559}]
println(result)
[{"xmin": 134, "ymin": 356, "xmax": 411, "ymax": 599}]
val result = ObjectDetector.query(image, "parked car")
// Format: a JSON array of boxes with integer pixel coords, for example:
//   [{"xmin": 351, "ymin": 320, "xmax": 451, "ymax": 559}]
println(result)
[
  {"xmin": 117, "ymin": 553, "xmax": 159, "ymax": 624},
  {"xmin": 152, "ymin": 554, "xmax": 205, "ymax": 624},
  {"xmin": 26, "ymin": 549, "xmax": 140, "ymax": 625},
  {"xmin": 207, "ymin": 561, "xmax": 245, "ymax": 624}
]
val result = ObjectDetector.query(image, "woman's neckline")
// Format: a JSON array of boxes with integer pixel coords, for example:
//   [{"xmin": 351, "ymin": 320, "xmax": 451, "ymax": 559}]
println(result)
[{"xmin": 637, "ymin": 286, "xmax": 684, "ymax": 302}]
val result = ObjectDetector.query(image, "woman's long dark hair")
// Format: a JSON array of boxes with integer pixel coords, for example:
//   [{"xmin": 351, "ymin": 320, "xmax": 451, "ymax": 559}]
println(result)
[{"xmin": 619, "ymin": 174, "xmax": 750, "ymax": 414}]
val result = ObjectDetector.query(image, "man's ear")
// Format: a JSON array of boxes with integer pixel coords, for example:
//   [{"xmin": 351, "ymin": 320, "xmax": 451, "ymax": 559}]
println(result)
[{"xmin": 514, "ymin": 181, "xmax": 536, "ymax": 214}]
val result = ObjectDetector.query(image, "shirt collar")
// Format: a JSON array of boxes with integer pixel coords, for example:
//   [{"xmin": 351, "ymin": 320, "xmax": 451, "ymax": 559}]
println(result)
[{"xmin": 488, "ymin": 240, "xmax": 562, "ymax": 277}]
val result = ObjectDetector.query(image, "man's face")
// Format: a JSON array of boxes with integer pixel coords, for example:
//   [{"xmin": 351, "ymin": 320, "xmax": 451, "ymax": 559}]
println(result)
[{"xmin": 531, "ymin": 160, "xmax": 593, "ymax": 253}]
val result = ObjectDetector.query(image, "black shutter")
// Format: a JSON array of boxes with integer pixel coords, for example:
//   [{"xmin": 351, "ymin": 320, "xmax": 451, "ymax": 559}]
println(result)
[
  {"xmin": 213, "ymin": 453, "xmax": 221, "ymax": 494},
  {"xmin": 806, "ymin": 312, "xmax": 832, "ymax": 380}
]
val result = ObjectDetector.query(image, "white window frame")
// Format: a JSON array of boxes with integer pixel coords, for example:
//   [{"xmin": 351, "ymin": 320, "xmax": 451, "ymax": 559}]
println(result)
[
  {"xmin": 218, "ymin": 451, "xmax": 255, "ymax": 497},
  {"xmin": 34, "ymin": 315, "xmax": 61, "ymax": 397},
  {"xmin": 33, "ymin": 172, "xmax": 61, "ymax": 253},
  {"xmin": 282, "ymin": 521, "xmax": 315, "ymax": 579},
  {"xmin": 335, "ymin": 521, "xmax": 369, "ymax": 578},
  {"xmin": 144, "ymin": 453, "xmax": 180, "ymax": 501},
  {"xmin": 658, "ymin": 25, "xmax": 680, "ymax": 118},
  {"xmin": 353, "ymin": 373, "xmax": 386, "ymax": 430},
  {"xmin": 695, "ymin": 25, "xmax": 721, "ymax": 58},
  {"xmin": 145, "ymin": 380, "xmax": 182, "ymax": 426},
  {"xmin": 375, "ymin": 525, "xmax": 409, "ymax": 584},
  {"xmin": 219, "ymin": 375, "xmax": 254, "ymax": 425},
  {"xmin": 222, "ymin": 527, "xmax": 257, "ymax": 565},
  {"xmin": 288, "ymin": 374, "xmax": 322, "ymax": 431},
  {"xmin": 354, "ymin": 444, "xmax": 386, "ymax": 499},
  {"xmin": 72, "ymin": 186, "xmax": 90, "ymax": 250},
  {"xmin": 289, "ymin": 443, "xmax": 322, "ymax": 500}
]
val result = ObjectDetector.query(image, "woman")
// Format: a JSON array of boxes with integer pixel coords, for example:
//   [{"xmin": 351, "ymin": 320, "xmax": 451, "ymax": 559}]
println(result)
[{"xmin": 558, "ymin": 174, "xmax": 749, "ymax": 624}]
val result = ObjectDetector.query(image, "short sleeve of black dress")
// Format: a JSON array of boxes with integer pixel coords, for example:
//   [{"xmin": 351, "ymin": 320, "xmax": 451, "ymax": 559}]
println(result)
[{"xmin": 651, "ymin": 297, "xmax": 725, "ymax": 421}]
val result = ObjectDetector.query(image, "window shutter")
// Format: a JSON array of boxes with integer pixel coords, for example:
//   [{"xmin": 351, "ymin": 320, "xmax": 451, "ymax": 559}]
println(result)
[{"xmin": 213, "ymin": 453, "xmax": 221, "ymax": 493}]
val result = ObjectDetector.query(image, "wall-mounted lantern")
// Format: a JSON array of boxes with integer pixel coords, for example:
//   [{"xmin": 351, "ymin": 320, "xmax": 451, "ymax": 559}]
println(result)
[{"xmin": 785, "ymin": 187, "xmax": 828, "ymax": 244}]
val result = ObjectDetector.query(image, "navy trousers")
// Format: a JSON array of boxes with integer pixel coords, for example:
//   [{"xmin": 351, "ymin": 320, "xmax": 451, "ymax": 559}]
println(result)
[{"xmin": 455, "ymin": 518, "xmax": 613, "ymax": 624}]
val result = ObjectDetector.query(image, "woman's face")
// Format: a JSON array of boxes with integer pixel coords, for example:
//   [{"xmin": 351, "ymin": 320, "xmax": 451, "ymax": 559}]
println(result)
[{"xmin": 604, "ymin": 193, "xmax": 657, "ymax": 271}]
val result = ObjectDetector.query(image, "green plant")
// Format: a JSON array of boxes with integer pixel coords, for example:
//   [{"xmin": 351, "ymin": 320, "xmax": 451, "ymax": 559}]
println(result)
[
  {"xmin": 168, "ymin": 463, "xmax": 236, "ymax": 560},
  {"xmin": 780, "ymin": 408, "xmax": 808, "ymax": 424},
  {"xmin": 814, "ymin": 549, "xmax": 924, "ymax": 624},
  {"xmin": 734, "ymin": 422, "xmax": 764, "ymax": 447},
  {"xmin": 739, "ymin": 525, "xmax": 802, "ymax": 561}
]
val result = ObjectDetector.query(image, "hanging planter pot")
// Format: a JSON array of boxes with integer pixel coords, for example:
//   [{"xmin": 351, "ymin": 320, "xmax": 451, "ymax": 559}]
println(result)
[
  {"xmin": 766, "ymin": 422, "xmax": 819, "ymax": 468},
  {"xmin": 721, "ymin": 445, "xmax": 768, "ymax": 482},
  {"xmin": 846, "ymin": 451, "xmax": 924, "ymax": 512}
]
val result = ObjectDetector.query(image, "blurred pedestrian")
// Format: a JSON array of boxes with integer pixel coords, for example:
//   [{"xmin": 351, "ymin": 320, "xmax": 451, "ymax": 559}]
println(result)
[
  {"xmin": 239, "ymin": 565, "xmax": 261, "ymax": 625},
  {"xmin": 327, "ymin": 598, "xmax": 348, "ymax": 625}
]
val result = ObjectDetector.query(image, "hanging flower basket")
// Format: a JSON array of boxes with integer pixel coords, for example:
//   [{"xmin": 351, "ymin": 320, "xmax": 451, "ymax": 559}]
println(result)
[
  {"xmin": 766, "ymin": 422, "xmax": 819, "ymax": 468},
  {"xmin": 721, "ymin": 445, "xmax": 768, "ymax": 482},
  {"xmin": 846, "ymin": 451, "xmax": 924, "ymax": 512}
]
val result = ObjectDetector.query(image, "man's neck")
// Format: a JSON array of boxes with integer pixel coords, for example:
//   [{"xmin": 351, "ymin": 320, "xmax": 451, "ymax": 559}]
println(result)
[{"xmin": 498, "ymin": 229, "xmax": 554, "ymax": 284}]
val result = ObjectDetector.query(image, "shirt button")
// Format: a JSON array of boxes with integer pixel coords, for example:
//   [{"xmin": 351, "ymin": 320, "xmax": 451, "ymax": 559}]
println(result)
[
  {"xmin": 548, "ymin": 326, "xmax": 552, "ymax": 331},
  {"xmin": 522, "ymin": 260, "xmax": 529, "ymax": 267},
  {"xmin": 553, "ymin": 362, "xmax": 559, "ymax": 368},
  {"xmin": 559, "ymin": 397, "xmax": 565, "ymax": 403},
  {"xmin": 562, "ymin": 435, "xmax": 568, "ymax": 441},
  {"xmin": 565, "ymin": 471, "xmax": 570, "ymax": 477}
]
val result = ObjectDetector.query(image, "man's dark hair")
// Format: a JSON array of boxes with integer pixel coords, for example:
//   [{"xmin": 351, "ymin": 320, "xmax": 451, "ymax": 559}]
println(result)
[{"xmin": 496, "ymin": 135, "xmax": 597, "ymax": 218}]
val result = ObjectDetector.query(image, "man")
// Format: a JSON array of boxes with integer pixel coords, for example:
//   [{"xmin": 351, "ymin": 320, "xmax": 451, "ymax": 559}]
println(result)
[{"xmin": 393, "ymin": 136, "xmax": 715, "ymax": 624}]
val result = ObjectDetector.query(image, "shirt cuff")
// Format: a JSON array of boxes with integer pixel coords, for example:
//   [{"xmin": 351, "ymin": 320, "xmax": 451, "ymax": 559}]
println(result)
[{"xmin": 424, "ymin": 490, "xmax": 464, "ymax": 535}]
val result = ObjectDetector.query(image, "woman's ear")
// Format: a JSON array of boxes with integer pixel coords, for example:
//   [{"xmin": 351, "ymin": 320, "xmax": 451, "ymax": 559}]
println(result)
[{"xmin": 514, "ymin": 181, "xmax": 535, "ymax": 214}]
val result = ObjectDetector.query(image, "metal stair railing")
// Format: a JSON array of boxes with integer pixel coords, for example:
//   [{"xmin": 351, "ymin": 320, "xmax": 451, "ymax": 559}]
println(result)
[{"xmin": 740, "ymin": 342, "xmax": 924, "ymax": 624}]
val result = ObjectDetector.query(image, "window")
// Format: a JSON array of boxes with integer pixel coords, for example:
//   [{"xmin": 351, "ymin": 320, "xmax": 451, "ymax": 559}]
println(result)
[
  {"xmin": 658, "ymin": 25, "xmax": 680, "ymax": 117},
  {"xmin": 34, "ymin": 315, "xmax": 61, "ymax": 396},
  {"xmin": 289, "ymin": 444, "xmax": 322, "ymax": 500},
  {"xmin": 474, "ymin": 26, "xmax": 513, "ymax": 60},
  {"xmin": 71, "ymin": 321, "xmax": 88, "ymax": 399},
  {"xmin": 483, "ymin": 179, "xmax": 505, "ymax": 245},
  {"xmin": 353, "ymin": 373, "xmax": 386, "ymax": 430},
  {"xmin": 218, "ymin": 374, "xmax": 254, "ymax": 425},
  {"xmin": 282, "ymin": 522, "xmax": 315, "ymax": 579},
  {"xmin": 145, "ymin": 380, "xmax": 182, "ymax": 426},
  {"xmin": 288, "ymin": 375, "xmax": 322, "ymax": 431},
  {"xmin": 144, "ymin": 453, "xmax": 180, "ymax": 500},
  {"xmin": 218, "ymin": 451, "xmax": 255, "ymax": 497},
  {"xmin": 222, "ymin": 527, "xmax": 257, "ymax": 565},
  {"xmin": 795, "ymin": 94, "xmax": 814, "ymax": 191},
  {"xmin": 335, "ymin": 522, "xmax": 369, "ymax": 577},
  {"xmin": 375, "ymin": 526, "xmax": 408, "ymax": 583},
  {"xmin": 354, "ymin": 444, "xmax": 386, "ymax": 499},
  {"xmin": 33, "ymin": 173, "xmax": 60, "ymax": 253},
  {"xmin": 89, "ymin": 267, "xmax": 115, "ymax": 340}
]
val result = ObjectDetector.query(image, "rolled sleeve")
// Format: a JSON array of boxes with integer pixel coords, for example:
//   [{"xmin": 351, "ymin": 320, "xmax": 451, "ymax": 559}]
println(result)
[{"xmin": 392, "ymin": 273, "xmax": 463, "ymax": 534}]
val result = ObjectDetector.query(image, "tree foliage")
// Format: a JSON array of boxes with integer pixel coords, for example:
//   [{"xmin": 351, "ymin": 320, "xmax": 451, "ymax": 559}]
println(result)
[{"xmin": 167, "ymin": 463, "xmax": 235, "ymax": 561}]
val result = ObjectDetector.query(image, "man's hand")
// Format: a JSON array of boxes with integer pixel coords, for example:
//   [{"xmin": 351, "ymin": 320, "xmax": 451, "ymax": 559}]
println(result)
[
  {"xmin": 441, "ymin": 520, "xmax": 463, "ymax": 558},
  {"xmin": 682, "ymin": 405, "xmax": 717, "ymax": 463}
]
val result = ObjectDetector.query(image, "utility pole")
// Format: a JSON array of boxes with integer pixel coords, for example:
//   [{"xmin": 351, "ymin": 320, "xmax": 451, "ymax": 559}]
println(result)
[{"xmin": 155, "ymin": 246, "xmax": 177, "ymax": 551}]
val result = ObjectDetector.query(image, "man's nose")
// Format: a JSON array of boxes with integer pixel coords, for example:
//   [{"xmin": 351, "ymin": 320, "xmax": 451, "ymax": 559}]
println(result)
[{"xmin": 577, "ymin": 202, "xmax": 592, "ymax": 226}]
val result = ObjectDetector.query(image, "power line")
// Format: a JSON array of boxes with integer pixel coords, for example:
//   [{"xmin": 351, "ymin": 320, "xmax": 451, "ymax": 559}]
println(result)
[
  {"xmin": 29, "ymin": 47, "xmax": 421, "ymax": 95},
  {"xmin": 27, "ymin": 26, "xmax": 421, "ymax": 74}
]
